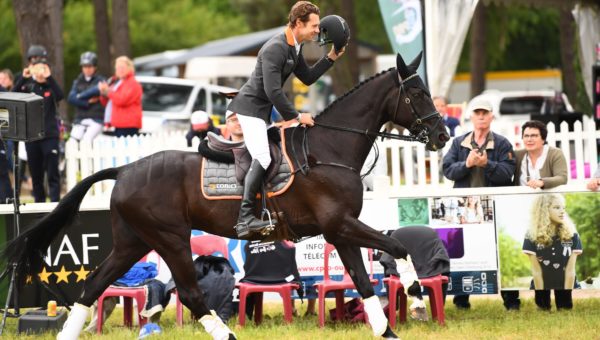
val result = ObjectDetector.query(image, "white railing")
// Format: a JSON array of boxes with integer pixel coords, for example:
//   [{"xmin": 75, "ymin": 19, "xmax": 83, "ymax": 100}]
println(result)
[
  {"xmin": 364, "ymin": 116, "xmax": 599, "ymax": 193},
  {"xmin": 65, "ymin": 131, "xmax": 196, "ymax": 198},
  {"xmin": 65, "ymin": 117, "xmax": 599, "ymax": 199}
]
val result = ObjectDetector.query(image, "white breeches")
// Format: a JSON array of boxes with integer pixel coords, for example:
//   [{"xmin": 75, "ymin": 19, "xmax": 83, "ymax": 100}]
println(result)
[{"xmin": 236, "ymin": 114, "xmax": 271, "ymax": 170}]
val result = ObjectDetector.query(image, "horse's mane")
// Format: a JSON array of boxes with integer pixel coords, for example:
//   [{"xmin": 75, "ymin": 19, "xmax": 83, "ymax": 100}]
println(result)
[{"xmin": 317, "ymin": 68, "xmax": 395, "ymax": 117}]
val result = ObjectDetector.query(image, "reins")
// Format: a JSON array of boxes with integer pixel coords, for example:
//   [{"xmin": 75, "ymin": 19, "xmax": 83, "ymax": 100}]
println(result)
[{"xmin": 290, "ymin": 72, "xmax": 442, "ymax": 179}]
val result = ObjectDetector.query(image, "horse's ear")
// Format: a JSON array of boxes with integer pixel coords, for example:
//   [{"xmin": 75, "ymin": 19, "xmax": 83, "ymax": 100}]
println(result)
[
  {"xmin": 396, "ymin": 53, "xmax": 410, "ymax": 79},
  {"xmin": 407, "ymin": 51, "xmax": 423, "ymax": 74}
]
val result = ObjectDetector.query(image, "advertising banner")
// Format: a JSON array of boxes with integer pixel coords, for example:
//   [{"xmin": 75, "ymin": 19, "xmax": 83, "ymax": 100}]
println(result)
[
  {"xmin": 496, "ymin": 192, "xmax": 600, "ymax": 291},
  {"xmin": 378, "ymin": 0, "xmax": 426, "ymax": 81}
]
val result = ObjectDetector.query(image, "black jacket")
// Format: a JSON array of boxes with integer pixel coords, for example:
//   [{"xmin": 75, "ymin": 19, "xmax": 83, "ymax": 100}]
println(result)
[
  {"xmin": 227, "ymin": 27, "xmax": 333, "ymax": 123},
  {"xmin": 13, "ymin": 75, "xmax": 64, "ymax": 138},
  {"xmin": 67, "ymin": 73, "xmax": 106, "ymax": 122}
]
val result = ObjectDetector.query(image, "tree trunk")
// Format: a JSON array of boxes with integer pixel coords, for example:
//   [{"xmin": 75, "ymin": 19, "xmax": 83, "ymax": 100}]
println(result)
[
  {"xmin": 111, "ymin": 0, "xmax": 131, "ymax": 58},
  {"xmin": 470, "ymin": 1, "xmax": 486, "ymax": 99},
  {"xmin": 559, "ymin": 8, "xmax": 577, "ymax": 110},
  {"xmin": 13, "ymin": 0, "xmax": 66, "ymax": 119},
  {"xmin": 93, "ymin": 0, "xmax": 112, "ymax": 76},
  {"xmin": 325, "ymin": 0, "xmax": 359, "ymax": 96}
]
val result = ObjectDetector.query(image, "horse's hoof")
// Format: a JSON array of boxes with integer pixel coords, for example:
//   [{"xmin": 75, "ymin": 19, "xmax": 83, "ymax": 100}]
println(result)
[
  {"xmin": 228, "ymin": 333, "xmax": 237, "ymax": 340},
  {"xmin": 410, "ymin": 306, "xmax": 429, "ymax": 321},
  {"xmin": 382, "ymin": 325, "xmax": 399, "ymax": 339}
]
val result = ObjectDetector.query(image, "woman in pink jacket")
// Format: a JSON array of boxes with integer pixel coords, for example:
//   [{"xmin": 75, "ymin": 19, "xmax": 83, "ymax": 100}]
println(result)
[{"xmin": 99, "ymin": 56, "xmax": 142, "ymax": 137}]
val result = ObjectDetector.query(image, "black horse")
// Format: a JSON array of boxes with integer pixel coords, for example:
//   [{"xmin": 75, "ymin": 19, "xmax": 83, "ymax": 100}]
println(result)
[{"xmin": 2, "ymin": 53, "xmax": 448, "ymax": 339}]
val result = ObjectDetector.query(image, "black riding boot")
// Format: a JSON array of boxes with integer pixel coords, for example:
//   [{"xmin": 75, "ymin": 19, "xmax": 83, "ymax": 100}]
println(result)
[{"xmin": 234, "ymin": 159, "xmax": 277, "ymax": 238}]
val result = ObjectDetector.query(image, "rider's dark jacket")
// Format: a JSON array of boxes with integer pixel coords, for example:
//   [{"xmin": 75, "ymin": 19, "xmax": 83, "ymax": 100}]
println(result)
[
  {"xmin": 227, "ymin": 27, "xmax": 333, "ymax": 123},
  {"xmin": 442, "ymin": 131, "xmax": 515, "ymax": 188}
]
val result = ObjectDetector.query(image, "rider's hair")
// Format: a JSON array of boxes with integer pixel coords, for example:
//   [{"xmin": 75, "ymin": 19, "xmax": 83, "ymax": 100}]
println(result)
[{"xmin": 288, "ymin": 1, "xmax": 320, "ymax": 28}]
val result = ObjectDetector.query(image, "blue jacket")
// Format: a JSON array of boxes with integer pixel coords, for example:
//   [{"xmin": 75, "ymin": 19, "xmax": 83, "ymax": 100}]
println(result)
[{"xmin": 443, "ymin": 131, "xmax": 515, "ymax": 188}]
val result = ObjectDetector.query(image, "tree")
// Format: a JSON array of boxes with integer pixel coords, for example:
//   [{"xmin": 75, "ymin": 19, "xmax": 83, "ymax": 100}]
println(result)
[
  {"xmin": 111, "ymin": 0, "xmax": 131, "ymax": 58},
  {"xmin": 93, "ymin": 0, "xmax": 112, "ymax": 76},
  {"xmin": 469, "ymin": 1, "xmax": 486, "ymax": 98},
  {"xmin": 559, "ymin": 7, "xmax": 577, "ymax": 111}
]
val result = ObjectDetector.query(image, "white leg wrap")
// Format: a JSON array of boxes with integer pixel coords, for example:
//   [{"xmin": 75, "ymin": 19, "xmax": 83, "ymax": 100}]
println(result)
[
  {"xmin": 57, "ymin": 303, "xmax": 89, "ymax": 340},
  {"xmin": 199, "ymin": 310, "xmax": 236, "ymax": 340},
  {"xmin": 395, "ymin": 255, "xmax": 420, "ymax": 293},
  {"xmin": 409, "ymin": 298, "xmax": 426, "ymax": 309},
  {"xmin": 363, "ymin": 295, "xmax": 387, "ymax": 337}
]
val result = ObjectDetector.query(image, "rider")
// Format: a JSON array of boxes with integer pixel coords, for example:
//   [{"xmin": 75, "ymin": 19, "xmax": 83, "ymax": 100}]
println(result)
[{"xmin": 227, "ymin": 1, "xmax": 347, "ymax": 238}]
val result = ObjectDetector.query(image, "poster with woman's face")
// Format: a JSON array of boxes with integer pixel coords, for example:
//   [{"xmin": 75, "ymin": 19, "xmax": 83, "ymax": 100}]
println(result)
[{"xmin": 495, "ymin": 192, "xmax": 599, "ymax": 291}]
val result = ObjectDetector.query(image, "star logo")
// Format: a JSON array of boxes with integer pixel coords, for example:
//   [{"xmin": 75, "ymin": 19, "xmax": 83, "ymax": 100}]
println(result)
[
  {"xmin": 38, "ymin": 267, "xmax": 52, "ymax": 284},
  {"xmin": 73, "ymin": 266, "xmax": 90, "ymax": 283},
  {"xmin": 54, "ymin": 266, "xmax": 72, "ymax": 284}
]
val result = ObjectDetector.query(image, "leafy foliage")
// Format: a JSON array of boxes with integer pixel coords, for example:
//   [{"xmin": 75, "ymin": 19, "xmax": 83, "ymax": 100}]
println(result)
[
  {"xmin": 498, "ymin": 228, "xmax": 531, "ymax": 288},
  {"xmin": 565, "ymin": 193, "xmax": 600, "ymax": 280}
]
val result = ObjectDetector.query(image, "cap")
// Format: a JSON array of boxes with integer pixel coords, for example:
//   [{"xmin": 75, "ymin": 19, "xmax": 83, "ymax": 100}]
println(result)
[
  {"xmin": 225, "ymin": 110, "xmax": 236, "ymax": 120},
  {"xmin": 470, "ymin": 98, "xmax": 492, "ymax": 112},
  {"xmin": 191, "ymin": 110, "xmax": 210, "ymax": 130},
  {"xmin": 138, "ymin": 323, "xmax": 161, "ymax": 339}
]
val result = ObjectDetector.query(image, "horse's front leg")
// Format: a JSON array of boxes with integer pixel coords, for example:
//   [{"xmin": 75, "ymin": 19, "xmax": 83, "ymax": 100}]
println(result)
[{"xmin": 333, "ymin": 243, "xmax": 398, "ymax": 339}]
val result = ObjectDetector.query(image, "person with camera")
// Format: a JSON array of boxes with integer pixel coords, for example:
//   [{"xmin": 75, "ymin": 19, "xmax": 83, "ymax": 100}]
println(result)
[
  {"xmin": 12, "ymin": 44, "xmax": 64, "ymax": 202},
  {"xmin": 67, "ymin": 52, "xmax": 106, "ymax": 142},
  {"xmin": 442, "ymin": 99, "xmax": 515, "ymax": 309}
]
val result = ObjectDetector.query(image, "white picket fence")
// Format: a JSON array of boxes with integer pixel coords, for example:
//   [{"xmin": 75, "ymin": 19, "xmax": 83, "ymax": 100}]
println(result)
[
  {"xmin": 366, "ymin": 116, "xmax": 599, "ymax": 193},
  {"xmin": 65, "ymin": 131, "xmax": 195, "ymax": 198},
  {"xmin": 65, "ymin": 117, "xmax": 600, "ymax": 199}
]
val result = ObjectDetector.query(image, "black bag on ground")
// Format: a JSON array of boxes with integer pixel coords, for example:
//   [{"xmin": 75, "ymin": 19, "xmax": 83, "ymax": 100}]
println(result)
[{"xmin": 165, "ymin": 255, "xmax": 235, "ymax": 322}]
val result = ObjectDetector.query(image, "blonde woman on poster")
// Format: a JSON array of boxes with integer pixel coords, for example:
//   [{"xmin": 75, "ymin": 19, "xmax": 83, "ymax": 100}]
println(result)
[
  {"xmin": 522, "ymin": 194, "xmax": 582, "ymax": 310},
  {"xmin": 462, "ymin": 196, "xmax": 483, "ymax": 224}
]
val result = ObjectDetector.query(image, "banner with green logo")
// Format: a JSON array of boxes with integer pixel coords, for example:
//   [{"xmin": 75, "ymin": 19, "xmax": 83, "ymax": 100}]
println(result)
[{"xmin": 378, "ymin": 0, "xmax": 427, "ymax": 82}]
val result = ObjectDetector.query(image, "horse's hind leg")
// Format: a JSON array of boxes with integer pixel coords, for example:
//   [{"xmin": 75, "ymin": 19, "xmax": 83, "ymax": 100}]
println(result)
[{"xmin": 58, "ymin": 216, "xmax": 150, "ymax": 340}]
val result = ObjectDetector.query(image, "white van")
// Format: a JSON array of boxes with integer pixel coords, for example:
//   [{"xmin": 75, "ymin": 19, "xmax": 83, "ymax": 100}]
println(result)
[{"xmin": 136, "ymin": 76, "xmax": 237, "ymax": 133}]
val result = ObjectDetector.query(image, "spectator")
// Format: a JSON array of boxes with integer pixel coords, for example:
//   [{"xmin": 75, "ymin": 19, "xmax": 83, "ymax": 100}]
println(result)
[
  {"xmin": 99, "ymin": 56, "xmax": 142, "ymax": 137},
  {"xmin": 586, "ymin": 164, "xmax": 600, "ymax": 191},
  {"xmin": 443, "ymin": 98, "xmax": 515, "ymax": 309},
  {"xmin": 434, "ymin": 96, "xmax": 460, "ymax": 137},
  {"xmin": 14, "ymin": 45, "xmax": 47, "ymax": 84},
  {"xmin": 67, "ymin": 52, "xmax": 106, "ymax": 143},
  {"xmin": 0, "ymin": 69, "xmax": 14, "ymax": 91},
  {"xmin": 185, "ymin": 110, "xmax": 221, "ymax": 147},
  {"xmin": 502, "ymin": 120, "xmax": 569, "ymax": 310},
  {"xmin": 12, "ymin": 45, "xmax": 63, "ymax": 202},
  {"xmin": 379, "ymin": 226, "xmax": 450, "ymax": 321},
  {"xmin": 514, "ymin": 120, "xmax": 568, "ymax": 189},
  {"xmin": 523, "ymin": 194, "xmax": 582, "ymax": 310}
]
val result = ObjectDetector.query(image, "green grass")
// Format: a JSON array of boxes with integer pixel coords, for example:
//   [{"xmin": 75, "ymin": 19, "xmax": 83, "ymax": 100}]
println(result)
[{"xmin": 2, "ymin": 295, "xmax": 600, "ymax": 339}]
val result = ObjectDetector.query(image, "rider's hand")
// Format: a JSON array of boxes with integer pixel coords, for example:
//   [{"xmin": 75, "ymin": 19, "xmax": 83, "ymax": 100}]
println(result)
[
  {"xmin": 298, "ymin": 113, "xmax": 314, "ymax": 127},
  {"xmin": 328, "ymin": 46, "xmax": 345, "ymax": 61}
]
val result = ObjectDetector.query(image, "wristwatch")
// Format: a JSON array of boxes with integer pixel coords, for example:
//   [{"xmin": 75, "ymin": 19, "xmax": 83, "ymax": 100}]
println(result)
[
  {"xmin": 326, "ymin": 56, "xmax": 335, "ymax": 64},
  {"xmin": 296, "ymin": 113, "xmax": 302, "ymax": 123}
]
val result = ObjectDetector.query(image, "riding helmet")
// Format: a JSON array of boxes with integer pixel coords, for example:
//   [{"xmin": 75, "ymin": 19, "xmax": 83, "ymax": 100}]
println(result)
[
  {"xmin": 26, "ymin": 45, "xmax": 48, "ymax": 60},
  {"xmin": 318, "ymin": 15, "xmax": 350, "ymax": 53},
  {"xmin": 80, "ymin": 51, "xmax": 98, "ymax": 66}
]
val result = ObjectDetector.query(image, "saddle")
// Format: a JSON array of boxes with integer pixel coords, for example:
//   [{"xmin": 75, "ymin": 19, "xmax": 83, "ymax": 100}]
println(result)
[{"xmin": 199, "ymin": 128, "xmax": 294, "ymax": 199}]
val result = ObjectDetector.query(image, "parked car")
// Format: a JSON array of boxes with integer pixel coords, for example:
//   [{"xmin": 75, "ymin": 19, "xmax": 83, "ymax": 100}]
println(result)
[
  {"xmin": 466, "ymin": 89, "xmax": 582, "ymax": 130},
  {"xmin": 136, "ymin": 76, "xmax": 236, "ymax": 133}
]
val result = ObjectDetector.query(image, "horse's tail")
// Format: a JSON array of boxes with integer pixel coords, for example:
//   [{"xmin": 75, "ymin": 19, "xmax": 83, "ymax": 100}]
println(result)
[{"xmin": 0, "ymin": 167, "xmax": 120, "ymax": 284}]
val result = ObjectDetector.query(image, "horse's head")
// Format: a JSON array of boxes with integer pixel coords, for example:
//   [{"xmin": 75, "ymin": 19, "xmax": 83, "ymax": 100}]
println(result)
[{"xmin": 390, "ymin": 53, "xmax": 449, "ymax": 151}]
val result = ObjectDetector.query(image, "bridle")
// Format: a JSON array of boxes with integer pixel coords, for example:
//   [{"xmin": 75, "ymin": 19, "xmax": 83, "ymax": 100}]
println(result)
[
  {"xmin": 314, "ymin": 72, "xmax": 443, "ymax": 144},
  {"xmin": 292, "ymin": 71, "xmax": 444, "ymax": 178}
]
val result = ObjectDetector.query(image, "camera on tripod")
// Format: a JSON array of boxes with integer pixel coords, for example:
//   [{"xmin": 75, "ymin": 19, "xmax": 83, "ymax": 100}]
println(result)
[{"xmin": 0, "ymin": 92, "xmax": 45, "ymax": 141}]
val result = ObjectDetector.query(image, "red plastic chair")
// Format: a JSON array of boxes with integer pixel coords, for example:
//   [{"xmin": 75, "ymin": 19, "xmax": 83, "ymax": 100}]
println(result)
[
  {"xmin": 313, "ymin": 243, "xmax": 378, "ymax": 327},
  {"xmin": 384, "ymin": 274, "xmax": 449, "ymax": 327},
  {"xmin": 237, "ymin": 240, "xmax": 300, "ymax": 326},
  {"xmin": 176, "ymin": 234, "xmax": 229, "ymax": 326},
  {"xmin": 237, "ymin": 281, "xmax": 300, "ymax": 326},
  {"xmin": 96, "ymin": 252, "xmax": 156, "ymax": 334}
]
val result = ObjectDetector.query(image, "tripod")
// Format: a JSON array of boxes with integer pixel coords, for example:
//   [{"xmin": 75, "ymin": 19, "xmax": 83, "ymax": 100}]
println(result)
[{"xmin": 0, "ymin": 142, "xmax": 23, "ymax": 335}]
